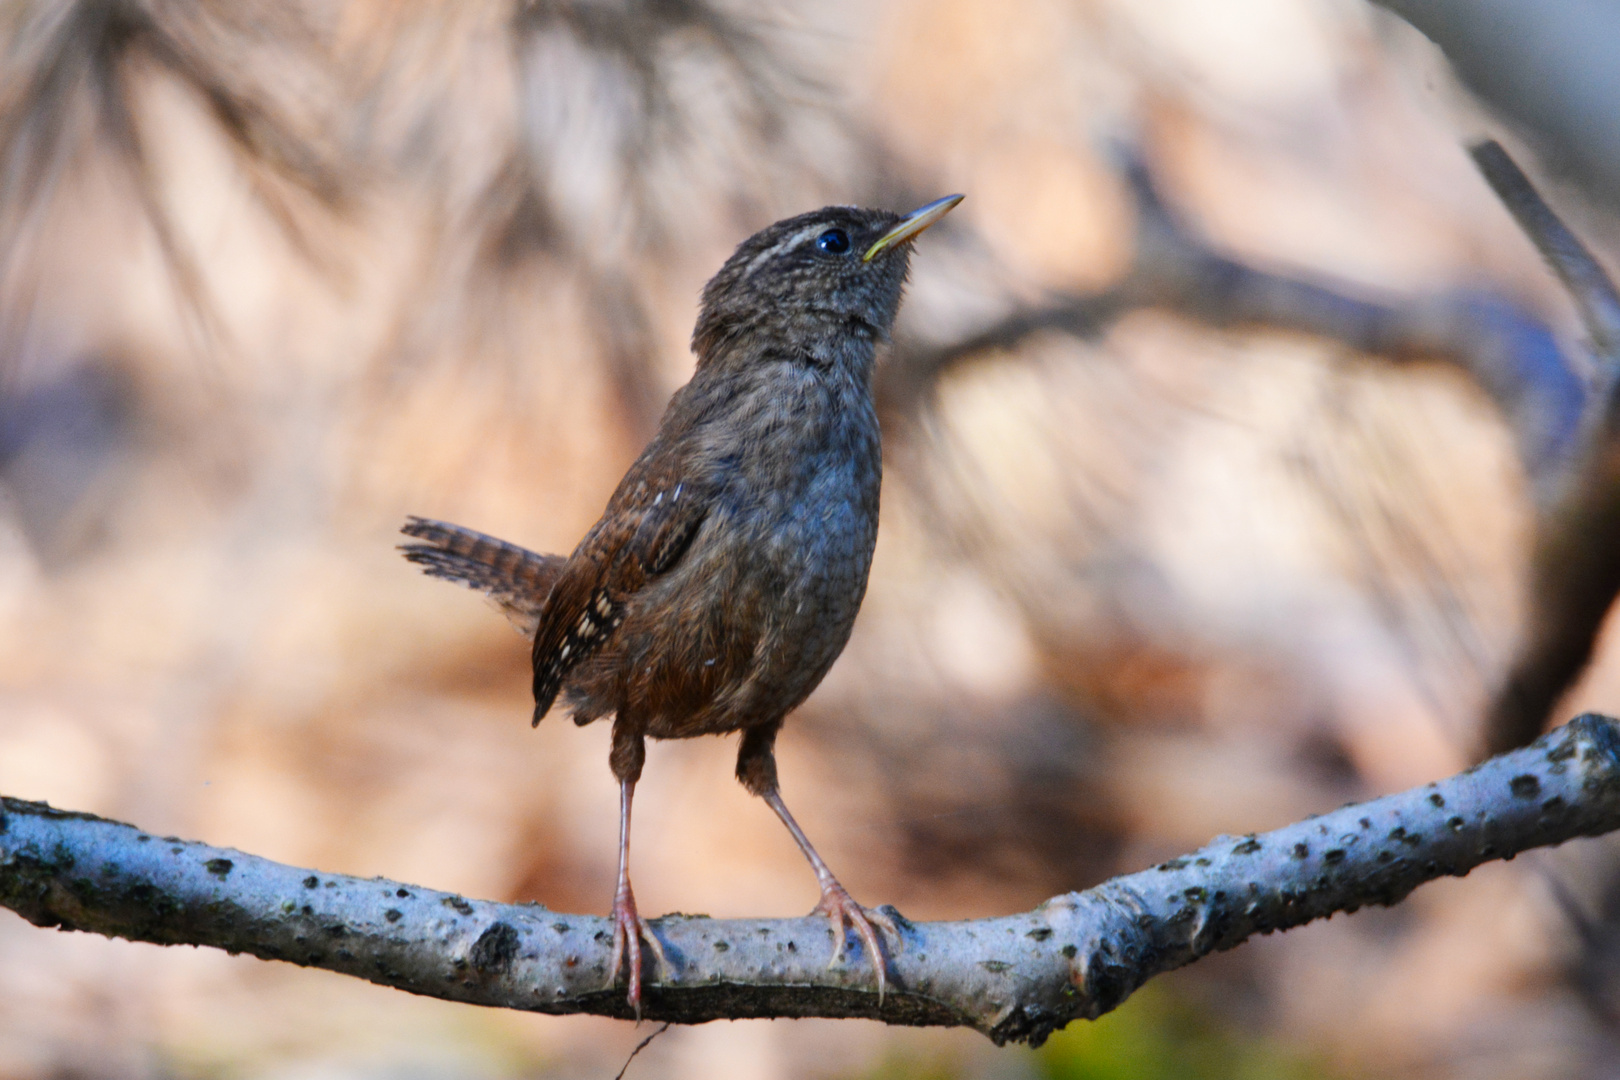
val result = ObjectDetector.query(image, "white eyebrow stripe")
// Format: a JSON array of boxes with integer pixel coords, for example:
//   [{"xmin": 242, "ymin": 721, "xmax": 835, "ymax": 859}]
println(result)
[{"xmin": 738, "ymin": 223, "xmax": 829, "ymax": 281}]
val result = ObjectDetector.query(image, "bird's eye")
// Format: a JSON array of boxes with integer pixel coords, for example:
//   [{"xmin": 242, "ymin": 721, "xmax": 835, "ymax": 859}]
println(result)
[{"xmin": 816, "ymin": 228, "xmax": 851, "ymax": 255}]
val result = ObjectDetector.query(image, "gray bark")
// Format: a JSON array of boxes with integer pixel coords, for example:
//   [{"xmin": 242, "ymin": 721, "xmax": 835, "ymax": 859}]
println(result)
[{"xmin": 5, "ymin": 714, "xmax": 1620, "ymax": 1046}]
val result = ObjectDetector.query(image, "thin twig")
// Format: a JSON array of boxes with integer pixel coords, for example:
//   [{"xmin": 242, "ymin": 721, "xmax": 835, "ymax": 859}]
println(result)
[
  {"xmin": 612, "ymin": 1022, "xmax": 671, "ymax": 1080},
  {"xmin": 1471, "ymin": 140, "xmax": 1620, "ymax": 366}
]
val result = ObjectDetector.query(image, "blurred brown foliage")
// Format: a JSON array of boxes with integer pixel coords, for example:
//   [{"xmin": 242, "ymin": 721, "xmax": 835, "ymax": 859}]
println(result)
[{"xmin": 3, "ymin": 1, "xmax": 1620, "ymax": 1078}]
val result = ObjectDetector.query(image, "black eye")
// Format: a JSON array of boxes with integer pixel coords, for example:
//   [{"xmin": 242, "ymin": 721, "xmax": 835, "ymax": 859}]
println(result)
[{"xmin": 816, "ymin": 228, "xmax": 851, "ymax": 255}]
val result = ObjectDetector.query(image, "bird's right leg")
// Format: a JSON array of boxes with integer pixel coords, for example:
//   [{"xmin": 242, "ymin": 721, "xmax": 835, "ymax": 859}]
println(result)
[
  {"xmin": 736, "ymin": 723, "xmax": 896, "ymax": 1001},
  {"xmin": 607, "ymin": 722, "xmax": 665, "ymax": 1018}
]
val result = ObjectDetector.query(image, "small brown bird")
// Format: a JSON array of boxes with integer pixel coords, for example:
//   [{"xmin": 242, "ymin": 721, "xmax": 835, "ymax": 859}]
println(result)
[{"xmin": 400, "ymin": 194, "xmax": 962, "ymax": 1013}]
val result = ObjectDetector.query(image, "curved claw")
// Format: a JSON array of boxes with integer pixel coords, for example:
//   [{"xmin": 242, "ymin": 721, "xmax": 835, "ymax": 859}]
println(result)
[
  {"xmin": 813, "ymin": 880, "xmax": 897, "ymax": 1004},
  {"xmin": 608, "ymin": 888, "xmax": 667, "ymax": 1019}
]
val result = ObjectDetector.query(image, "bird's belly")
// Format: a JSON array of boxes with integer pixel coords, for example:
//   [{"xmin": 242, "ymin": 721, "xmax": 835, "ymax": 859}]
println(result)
[{"xmin": 624, "ymin": 479, "xmax": 877, "ymax": 739}]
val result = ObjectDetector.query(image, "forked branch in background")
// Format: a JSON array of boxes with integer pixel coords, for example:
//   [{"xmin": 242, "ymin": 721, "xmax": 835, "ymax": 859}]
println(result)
[
  {"xmin": 886, "ymin": 137, "xmax": 1620, "ymax": 760},
  {"xmin": 882, "ymin": 145, "xmax": 1587, "ymax": 486}
]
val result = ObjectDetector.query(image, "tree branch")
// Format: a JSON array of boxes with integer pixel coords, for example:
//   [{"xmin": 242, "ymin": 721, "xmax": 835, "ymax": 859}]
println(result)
[
  {"xmin": 1471, "ymin": 140, "xmax": 1620, "ymax": 363},
  {"xmin": 5, "ymin": 714, "xmax": 1620, "ymax": 1045},
  {"xmin": 880, "ymin": 148, "xmax": 1588, "ymax": 484},
  {"xmin": 884, "ymin": 140, "xmax": 1620, "ymax": 758},
  {"xmin": 1470, "ymin": 140, "xmax": 1620, "ymax": 753}
]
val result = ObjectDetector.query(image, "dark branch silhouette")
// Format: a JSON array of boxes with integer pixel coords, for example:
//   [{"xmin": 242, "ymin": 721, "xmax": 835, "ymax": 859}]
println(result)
[
  {"xmin": 884, "ymin": 139, "xmax": 1620, "ymax": 759},
  {"xmin": 1470, "ymin": 141, "xmax": 1620, "ymax": 754}
]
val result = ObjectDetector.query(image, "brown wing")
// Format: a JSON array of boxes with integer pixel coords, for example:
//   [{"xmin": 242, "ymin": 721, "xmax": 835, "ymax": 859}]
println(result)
[
  {"xmin": 399, "ymin": 517, "xmax": 564, "ymax": 638},
  {"xmin": 529, "ymin": 473, "xmax": 710, "ymax": 725}
]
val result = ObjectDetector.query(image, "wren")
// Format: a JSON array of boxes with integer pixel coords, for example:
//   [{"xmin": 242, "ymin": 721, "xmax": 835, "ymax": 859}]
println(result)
[{"xmin": 400, "ymin": 194, "xmax": 963, "ymax": 1014}]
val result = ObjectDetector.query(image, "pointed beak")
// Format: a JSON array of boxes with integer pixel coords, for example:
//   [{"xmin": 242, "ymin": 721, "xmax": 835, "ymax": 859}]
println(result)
[{"xmin": 862, "ymin": 194, "xmax": 965, "ymax": 262}]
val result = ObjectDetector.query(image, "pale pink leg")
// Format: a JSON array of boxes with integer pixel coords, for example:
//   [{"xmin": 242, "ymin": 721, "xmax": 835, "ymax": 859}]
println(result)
[
  {"xmin": 760, "ymin": 788, "xmax": 896, "ymax": 1002},
  {"xmin": 607, "ymin": 776, "xmax": 665, "ymax": 1018}
]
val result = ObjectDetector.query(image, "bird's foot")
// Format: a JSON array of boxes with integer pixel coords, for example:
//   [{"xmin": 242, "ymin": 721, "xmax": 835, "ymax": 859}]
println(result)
[
  {"xmin": 608, "ymin": 886, "xmax": 667, "ymax": 1020},
  {"xmin": 812, "ymin": 879, "xmax": 898, "ymax": 1003}
]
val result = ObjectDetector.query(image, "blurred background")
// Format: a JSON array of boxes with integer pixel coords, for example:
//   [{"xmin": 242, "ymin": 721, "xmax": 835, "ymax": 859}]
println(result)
[{"xmin": 5, "ymin": 0, "xmax": 1620, "ymax": 1077}]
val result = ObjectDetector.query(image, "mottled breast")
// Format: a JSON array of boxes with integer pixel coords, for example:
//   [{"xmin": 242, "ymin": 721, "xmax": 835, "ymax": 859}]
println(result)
[{"xmin": 579, "ymin": 356, "xmax": 882, "ymax": 739}]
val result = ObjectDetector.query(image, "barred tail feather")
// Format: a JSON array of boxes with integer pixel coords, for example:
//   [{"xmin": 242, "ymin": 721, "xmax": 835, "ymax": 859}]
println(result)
[{"xmin": 399, "ymin": 516, "xmax": 563, "ymax": 638}]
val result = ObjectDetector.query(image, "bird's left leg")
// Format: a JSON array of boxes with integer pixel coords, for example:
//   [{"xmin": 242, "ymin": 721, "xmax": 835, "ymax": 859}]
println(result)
[
  {"xmin": 608, "ymin": 722, "xmax": 666, "ymax": 1018},
  {"xmin": 736, "ymin": 722, "xmax": 897, "ymax": 1000}
]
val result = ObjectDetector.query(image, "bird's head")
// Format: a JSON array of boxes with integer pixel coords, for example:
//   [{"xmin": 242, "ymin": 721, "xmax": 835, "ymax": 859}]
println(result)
[{"xmin": 692, "ymin": 195, "xmax": 963, "ymax": 371}]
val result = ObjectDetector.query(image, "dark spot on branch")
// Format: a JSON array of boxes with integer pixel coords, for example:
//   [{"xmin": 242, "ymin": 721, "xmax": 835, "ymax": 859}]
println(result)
[
  {"xmin": 303, "ymin": 876, "xmax": 318, "ymax": 888},
  {"xmin": 385, "ymin": 909, "xmax": 402, "ymax": 923},
  {"xmin": 470, "ymin": 921, "xmax": 520, "ymax": 975},
  {"xmin": 443, "ymin": 896, "xmax": 474, "ymax": 916},
  {"xmin": 1510, "ymin": 774, "xmax": 1542, "ymax": 798},
  {"xmin": 879, "ymin": 905, "xmax": 914, "ymax": 931},
  {"xmin": 1323, "ymin": 849, "xmax": 1346, "ymax": 864},
  {"xmin": 204, "ymin": 858, "xmax": 233, "ymax": 878},
  {"xmin": 1429, "ymin": 792, "xmax": 1446, "ymax": 808},
  {"xmin": 1232, "ymin": 838, "xmax": 1261, "ymax": 855}
]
